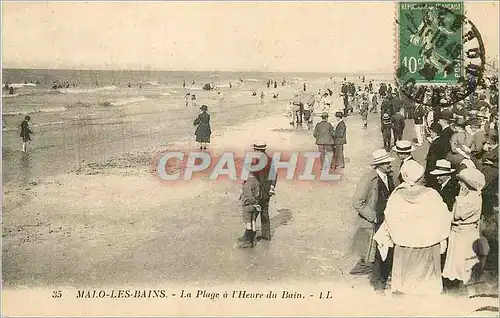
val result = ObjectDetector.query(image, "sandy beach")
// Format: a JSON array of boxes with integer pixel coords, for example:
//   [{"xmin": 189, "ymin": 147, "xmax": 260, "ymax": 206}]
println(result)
[{"xmin": 2, "ymin": 75, "xmax": 497, "ymax": 316}]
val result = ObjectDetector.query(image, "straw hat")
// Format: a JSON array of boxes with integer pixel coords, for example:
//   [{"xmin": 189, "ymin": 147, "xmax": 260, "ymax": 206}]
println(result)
[
  {"xmin": 382, "ymin": 113, "xmax": 390, "ymax": 119},
  {"xmin": 457, "ymin": 168, "xmax": 486, "ymax": 191},
  {"xmin": 400, "ymin": 160, "xmax": 425, "ymax": 185},
  {"xmin": 252, "ymin": 141, "xmax": 267, "ymax": 150},
  {"xmin": 430, "ymin": 159, "xmax": 455, "ymax": 175},
  {"xmin": 392, "ymin": 140, "xmax": 415, "ymax": 153},
  {"xmin": 371, "ymin": 149, "xmax": 395, "ymax": 166}
]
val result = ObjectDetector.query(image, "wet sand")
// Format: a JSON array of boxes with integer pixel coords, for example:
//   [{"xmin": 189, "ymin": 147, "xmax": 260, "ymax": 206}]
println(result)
[{"xmin": 3, "ymin": 84, "xmax": 497, "ymax": 316}]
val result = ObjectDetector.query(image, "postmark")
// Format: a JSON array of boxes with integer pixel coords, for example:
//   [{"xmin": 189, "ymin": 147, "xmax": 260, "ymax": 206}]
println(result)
[{"xmin": 396, "ymin": 2, "xmax": 486, "ymax": 107}]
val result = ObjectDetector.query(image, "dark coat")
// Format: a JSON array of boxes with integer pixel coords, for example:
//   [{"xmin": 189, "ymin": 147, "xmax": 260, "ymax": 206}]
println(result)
[
  {"xmin": 391, "ymin": 113, "xmax": 405, "ymax": 132},
  {"xmin": 253, "ymin": 153, "xmax": 277, "ymax": 202},
  {"xmin": 434, "ymin": 126, "xmax": 454, "ymax": 160},
  {"xmin": 334, "ymin": 120, "xmax": 347, "ymax": 145},
  {"xmin": 20, "ymin": 120, "xmax": 32, "ymax": 141},
  {"xmin": 424, "ymin": 136, "xmax": 441, "ymax": 187},
  {"xmin": 413, "ymin": 104, "xmax": 426, "ymax": 124},
  {"xmin": 313, "ymin": 121, "xmax": 335, "ymax": 145},
  {"xmin": 437, "ymin": 177, "xmax": 460, "ymax": 212},
  {"xmin": 193, "ymin": 111, "xmax": 211, "ymax": 142}
]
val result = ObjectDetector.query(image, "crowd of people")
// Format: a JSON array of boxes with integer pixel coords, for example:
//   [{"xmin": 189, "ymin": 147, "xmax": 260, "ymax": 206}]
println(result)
[
  {"xmin": 191, "ymin": 74, "xmax": 498, "ymax": 298},
  {"xmin": 350, "ymin": 76, "xmax": 498, "ymax": 296}
]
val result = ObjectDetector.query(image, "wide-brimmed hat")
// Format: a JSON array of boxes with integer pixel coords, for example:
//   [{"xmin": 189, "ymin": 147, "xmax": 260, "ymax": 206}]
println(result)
[
  {"xmin": 400, "ymin": 160, "xmax": 425, "ymax": 185},
  {"xmin": 392, "ymin": 140, "xmax": 415, "ymax": 153},
  {"xmin": 430, "ymin": 159, "xmax": 456, "ymax": 175},
  {"xmin": 252, "ymin": 141, "xmax": 267, "ymax": 150},
  {"xmin": 371, "ymin": 149, "xmax": 395, "ymax": 166},
  {"xmin": 200, "ymin": 105, "xmax": 208, "ymax": 111},
  {"xmin": 457, "ymin": 168, "xmax": 486, "ymax": 191}
]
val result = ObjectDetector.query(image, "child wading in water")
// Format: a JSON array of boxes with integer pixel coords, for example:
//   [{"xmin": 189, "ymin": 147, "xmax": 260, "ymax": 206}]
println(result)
[{"xmin": 20, "ymin": 115, "xmax": 33, "ymax": 152}]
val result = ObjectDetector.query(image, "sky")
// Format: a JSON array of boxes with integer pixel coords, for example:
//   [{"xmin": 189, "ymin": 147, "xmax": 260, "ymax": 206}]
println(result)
[{"xmin": 2, "ymin": 1, "xmax": 499, "ymax": 73}]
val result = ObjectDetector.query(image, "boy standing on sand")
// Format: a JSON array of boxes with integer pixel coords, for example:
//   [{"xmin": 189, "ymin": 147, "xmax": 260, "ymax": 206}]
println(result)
[
  {"xmin": 237, "ymin": 170, "xmax": 263, "ymax": 248},
  {"xmin": 20, "ymin": 115, "xmax": 33, "ymax": 152}
]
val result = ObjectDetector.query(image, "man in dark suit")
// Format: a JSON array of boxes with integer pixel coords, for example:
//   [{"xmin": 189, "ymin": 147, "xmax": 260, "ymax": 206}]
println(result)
[
  {"xmin": 313, "ymin": 112, "xmax": 336, "ymax": 170},
  {"xmin": 424, "ymin": 121, "xmax": 443, "ymax": 189},
  {"xmin": 333, "ymin": 111, "xmax": 347, "ymax": 169},
  {"xmin": 352, "ymin": 149, "xmax": 396, "ymax": 292},
  {"xmin": 480, "ymin": 129, "xmax": 498, "ymax": 218},
  {"xmin": 391, "ymin": 108, "xmax": 406, "ymax": 145},
  {"xmin": 434, "ymin": 109, "xmax": 455, "ymax": 160},
  {"xmin": 430, "ymin": 159, "xmax": 459, "ymax": 212}
]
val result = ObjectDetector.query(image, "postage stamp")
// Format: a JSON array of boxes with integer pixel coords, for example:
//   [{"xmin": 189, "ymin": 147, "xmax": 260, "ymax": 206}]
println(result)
[
  {"xmin": 396, "ymin": 1, "xmax": 486, "ymax": 106},
  {"xmin": 398, "ymin": 2, "xmax": 464, "ymax": 83}
]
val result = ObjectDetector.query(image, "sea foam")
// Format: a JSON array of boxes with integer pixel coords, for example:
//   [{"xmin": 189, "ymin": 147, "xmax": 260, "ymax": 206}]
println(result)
[{"xmin": 57, "ymin": 86, "xmax": 117, "ymax": 94}]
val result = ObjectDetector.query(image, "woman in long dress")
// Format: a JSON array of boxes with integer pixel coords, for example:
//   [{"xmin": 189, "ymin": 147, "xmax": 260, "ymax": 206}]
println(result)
[
  {"xmin": 374, "ymin": 160, "xmax": 451, "ymax": 295},
  {"xmin": 442, "ymin": 168, "xmax": 486, "ymax": 289},
  {"xmin": 193, "ymin": 105, "xmax": 211, "ymax": 150}
]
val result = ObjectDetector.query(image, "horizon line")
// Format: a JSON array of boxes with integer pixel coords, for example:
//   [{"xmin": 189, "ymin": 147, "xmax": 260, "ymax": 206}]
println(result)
[{"xmin": 1, "ymin": 66, "xmax": 394, "ymax": 75}]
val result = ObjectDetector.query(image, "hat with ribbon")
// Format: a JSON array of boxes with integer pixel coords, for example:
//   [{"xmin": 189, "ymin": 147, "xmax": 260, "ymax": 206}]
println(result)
[
  {"xmin": 392, "ymin": 140, "xmax": 415, "ymax": 153},
  {"xmin": 371, "ymin": 149, "xmax": 395, "ymax": 166},
  {"xmin": 430, "ymin": 159, "xmax": 455, "ymax": 175},
  {"xmin": 252, "ymin": 141, "xmax": 267, "ymax": 150}
]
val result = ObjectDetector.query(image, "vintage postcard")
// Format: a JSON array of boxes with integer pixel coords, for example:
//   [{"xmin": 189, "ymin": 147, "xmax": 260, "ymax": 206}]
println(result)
[{"xmin": 2, "ymin": 1, "xmax": 499, "ymax": 316}]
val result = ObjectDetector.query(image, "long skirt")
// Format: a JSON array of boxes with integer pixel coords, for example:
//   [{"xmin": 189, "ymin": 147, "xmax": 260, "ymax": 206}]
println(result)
[
  {"xmin": 391, "ymin": 243, "xmax": 443, "ymax": 295},
  {"xmin": 442, "ymin": 224, "xmax": 480, "ymax": 284}
]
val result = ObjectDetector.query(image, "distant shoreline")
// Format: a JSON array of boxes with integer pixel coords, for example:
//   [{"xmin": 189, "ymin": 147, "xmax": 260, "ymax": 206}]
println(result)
[{"xmin": 1, "ymin": 67, "xmax": 393, "ymax": 77}]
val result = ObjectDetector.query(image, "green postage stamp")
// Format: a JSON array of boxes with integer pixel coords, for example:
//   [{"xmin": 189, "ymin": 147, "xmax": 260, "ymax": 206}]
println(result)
[{"xmin": 398, "ymin": 2, "xmax": 464, "ymax": 84}]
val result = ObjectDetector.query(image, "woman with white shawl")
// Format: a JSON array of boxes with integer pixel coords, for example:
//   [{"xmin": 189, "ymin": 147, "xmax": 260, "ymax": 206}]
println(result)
[
  {"xmin": 442, "ymin": 168, "xmax": 486, "ymax": 287},
  {"xmin": 374, "ymin": 160, "xmax": 451, "ymax": 295}
]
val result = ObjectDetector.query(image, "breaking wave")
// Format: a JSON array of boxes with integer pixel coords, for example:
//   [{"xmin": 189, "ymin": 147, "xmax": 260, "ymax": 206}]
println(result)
[
  {"xmin": 57, "ymin": 86, "xmax": 117, "ymax": 94},
  {"xmin": 108, "ymin": 96, "xmax": 147, "ymax": 106},
  {"xmin": 3, "ymin": 106, "xmax": 68, "ymax": 117}
]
